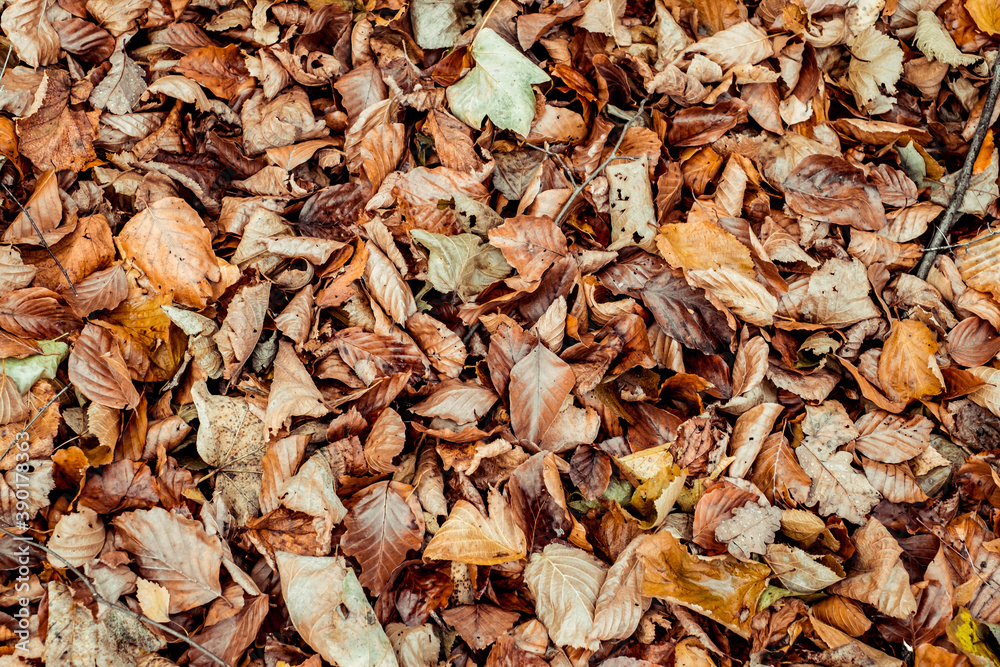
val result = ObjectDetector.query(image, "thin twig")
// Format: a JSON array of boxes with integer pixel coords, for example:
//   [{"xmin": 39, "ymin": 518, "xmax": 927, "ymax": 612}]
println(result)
[
  {"xmin": 0, "ymin": 182, "xmax": 78, "ymax": 296},
  {"xmin": 915, "ymin": 54, "xmax": 1000, "ymax": 279},
  {"xmin": 0, "ymin": 383, "xmax": 73, "ymax": 464},
  {"xmin": 525, "ymin": 143, "xmax": 577, "ymax": 187},
  {"xmin": 0, "ymin": 525, "xmax": 230, "ymax": 667},
  {"xmin": 554, "ymin": 97, "xmax": 650, "ymax": 226}
]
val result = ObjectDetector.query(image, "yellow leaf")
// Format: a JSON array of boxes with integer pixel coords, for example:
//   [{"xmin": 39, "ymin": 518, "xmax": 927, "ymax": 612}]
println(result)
[
  {"xmin": 877, "ymin": 320, "xmax": 944, "ymax": 403},
  {"xmin": 655, "ymin": 220, "xmax": 755, "ymax": 277},
  {"xmin": 638, "ymin": 530, "xmax": 770, "ymax": 638},
  {"xmin": 423, "ymin": 488, "xmax": 527, "ymax": 565},
  {"xmin": 136, "ymin": 577, "xmax": 171, "ymax": 623},
  {"xmin": 946, "ymin": 607, "xmax": 1000, "ymax": 666},
  {"xmin": 966, "ymin": 0, "xmax": 1000, "ymax": 35}
]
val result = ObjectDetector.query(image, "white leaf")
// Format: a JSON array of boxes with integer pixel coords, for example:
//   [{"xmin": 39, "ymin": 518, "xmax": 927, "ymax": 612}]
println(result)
[
  {"xmin": 914, "ymin": 11, "xmax": 980, "ymax": 67},
  {"xmin": 845, "ymin": 27, "xmax": 903, "ymax": 115}
]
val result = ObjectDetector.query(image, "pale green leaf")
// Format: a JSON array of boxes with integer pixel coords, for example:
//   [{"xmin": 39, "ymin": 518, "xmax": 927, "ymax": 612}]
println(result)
[
  {"xmin": 446, "ymin": 28, "xmax": 551, "ymax": 136},
  {"xmin": 915, "ymin": 11, "xmax": 980, "ymax": 67},
  {"xmin": 410, "ymin": 230, "xmax": 511, "ymax": 302},
  {"xmin": 411, "ymin": 0, "xmax": 474, "ymax": 49},
  {"xmin": 2, "ymin": 340, "xmax": 69, "ymax": 394}
]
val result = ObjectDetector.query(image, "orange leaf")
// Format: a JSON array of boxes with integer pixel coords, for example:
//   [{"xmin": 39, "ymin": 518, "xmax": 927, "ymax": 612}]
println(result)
[{"xmin": 877, "ymin": 320, "xmax": 944, "ymax": 403}]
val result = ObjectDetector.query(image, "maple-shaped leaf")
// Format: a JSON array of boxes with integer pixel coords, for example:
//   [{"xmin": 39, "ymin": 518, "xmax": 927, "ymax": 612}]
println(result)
[
  {"xmin": 423, "ymin": 487, "xmax": 527, "ymax": 565},
  {"xmin": 192, "ymin": 380, "xmax": 266, "ymax": 526},
  {"xmin": 447, "ymin": 28, "xmax": 551, "ymax": 136},
  {"xmin": 524, "ymin": 543, "xmax": 608, "ymax": 650},
  {"xmin": 508, "ymin": 343, "xmax": 575, "ymax": 445},
  {"xmin": 276, "ymin": 552, "xmax": 396, "ymax": 667},
  {"xmin": 114, "ymin": 507, "xmax": 223, "ymax": 613},
  {"xmin": 341, "ymin": 480, "xmax": 425, "ymax": 596},
  {"xmin": 639, "ymin": 530, "xmax": 770, "ymax": 639},
  {"xmin": 829, "ymin": 518, "xmax": 917, "ymax": 619}
]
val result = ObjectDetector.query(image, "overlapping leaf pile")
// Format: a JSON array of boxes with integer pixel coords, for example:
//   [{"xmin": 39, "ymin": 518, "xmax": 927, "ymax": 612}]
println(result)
[{"xmin": 4, "ymin": 0, "xmax": 1000, "ymax": 664}]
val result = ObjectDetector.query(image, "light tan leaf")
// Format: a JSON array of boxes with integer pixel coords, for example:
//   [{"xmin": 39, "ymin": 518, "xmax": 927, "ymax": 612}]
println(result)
[
  {"xmin": 607, "ymin": 160, "xmax": 657, "ymax": 251},
  {"xmin": 1, "ymin": 0, "xmax": 61, "ymax": 68},
  {"xmin": 589, "ymin": 536, "xmax": 646, "ymax": 643},
  {"xmin": 799, "ymin": 259, "xmax": 880, "ymax": 327},
  {"xmin": 136, "ymin": 578, "xmax": 171, "ymax": 623},
  {"xmin": 45, "ymin": 580, "xmax": 98, "ymax": 665},
  {"xmin": 686, "ymin": 21, "xmax": 772, "ymax": 70},
  {"xmin": 731, "ymin": 336, "xmax": 769, "ymax": 397},
  {"xmin": 728, "ymin": 402, "xmax": 783, "ymax": 479},
  {"xmin": 365, "ymin": 408, "xmax": 406, "ymax": 474},
  {"xmin": 0, "ymin": 246, "xmax": 36, "ymax": 297},
  {"xmin": 275, "ymin": 552, "xmax": 396, "ymax": 667},
  {"xmin": 639, "ymin": 530, "xmax": 771, "ymax": 639},
  {"xmin": 878, "ymin": 319, "xmax": 944, "ymax": 403},
  {"xmin": 90, "ymin": 40, "xmax": 146, "ymax": 115},
  {"xmin": 796, "ymin": 437, "xmax": 881, "ymax": 524},
  {"xmin": 0, "ymin": 376, "xmax": 28, "ymax": 426},
  {"xmin": 687, "ymin": 267, "xmax": 778, "ymax": 327},
  {"xmin": 828, "ymin": 517, "xmax": 917, "ymax": 619},
  {"xmin": 955, "ymin": 229, "xmax": 1000, "ymax": 302},
  {"xmin": 192, "ymin": 380, "xmax": 267, "ymax": 526},
  {"xmin": 914, "ymin": 11, "xmax": 980, "ymax": 66},
  {"xmin": 845, "ymin": 27, "xmax": 903, "ymax": 115},
  {"xmin": 423, "ymin": 487, "xmax": 527, "ymax": 565},
  {"xmin": 715, "ymin": 502, "xmax": 782, "ymax": 561},
  {"xmin": 969, "ymin": 366, "xmax": 1000, "ymax": 417},
  {"xmin": 242, "ymin": 88, "xmax": 329, "ymax": 155},
  {"xmin": 142, "ymin": 75, "xmax": 212, "ymax": 112},
  {"xmin": 406, "ymin": 312, "xmax": 467, "ymax": 378},
  {"xmin": 508, "ymin": 344, "xmax": 575, "ymax": 445},
  {"xmin": 265, "ymin": 341, "xmax": 329, "ymax": 436},
  {"xmin": 765, "ymin": 543, "xmax": 844, "ymax": 594},
  {"xmin": 68, "ymin": 323, "xmax": 140, "ymax": 409},
  {"xmin": 410, "ymin": 379, "xmax": 498, "ymax": 424},
  {"xmin": 861, "ymin": 458, "xmax": 929, "ymax": 503},
  {"xmin": 575, "ymin": 0, "xmax": 631, "ymax": 46},
  {"xmin": 279, "ymin": 447, "xmax": 348, "ymax": 530},
  {"xmin": 524, "ymin": 543, "xmax": 608, "ymax": 650},
  {"xmin": 341, "ymin": 480, "xmax": 424, "ymax": 596},
  {"xmin": 47, "ymin": 507, "xmax": 105, "ymax": 568},
  {"xmin": 365, "ymin": 242, "xmax": 417, "ymax": 325},
  {"xmin": 361, "ymin": 123, "xmax": 406, "ymax": 191},
  {"xmin": 260, "ymin": 434, "xmax": 308, "ymax": 515},
  {"xmin": 114, "ymin": 507, "xmax": 222, "ymax": 613},
  {"xmin": 275, "ymin": 283, "xmax": 313, "ymax": 348},
  {"xmin": 118, "ymin": 198, "xmax": 226, "ymax": 309},
  {"xmin": 854, "ymin": 411, "xmax": 931, "ymax": 463},
  {"xmin": 656, "ymin": 219, "xmax": 755, "ymax": 277}
]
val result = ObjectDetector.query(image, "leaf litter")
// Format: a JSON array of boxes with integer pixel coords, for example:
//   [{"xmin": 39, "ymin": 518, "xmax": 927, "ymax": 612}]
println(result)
[{"xmin": 4, "ymin": 0, "xmax": 1000, "ymax": 665}]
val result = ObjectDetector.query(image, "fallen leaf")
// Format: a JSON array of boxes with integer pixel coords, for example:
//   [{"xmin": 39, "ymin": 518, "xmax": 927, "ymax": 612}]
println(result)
[
  {"xmin": 423, "ymin": 487, "xmax": 527, "ymax": 565},
  {"xmin": 878, "ymin": 320, "xmax": 945, "ymax": 403},
  {"xmin": 524, "ymin": 543, "xmax": 608, "ymax": 649}
]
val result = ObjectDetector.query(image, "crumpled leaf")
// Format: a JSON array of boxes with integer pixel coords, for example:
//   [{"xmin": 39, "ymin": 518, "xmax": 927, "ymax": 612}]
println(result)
[
  {"xmin": 715, "ymin": 502, "xmax": 782, "ymax": 561},
  {"xmin": 914, "ymin": 11, "xmax": 980, "ymax": 67},
  {"xmin": 447, "ymin": 29, "xmax": 552, "ymax": 136},
  {"xmin": 423, "ymin": 487, "xmax": 527, "ymax": 565},
  {"xmin": 844, "ymin": 27, "xmax": 904, "ymax": 115},
  {"xmin": 639, "ymin": 530, "xmax": 770, "ymax": 639},
  {"xmin": 576, "ymin": 0, "xmax": 632, "ymax": 46},
  {"xmin": 828, "ymin": 517, "xmax": 917, "ymax": 619}
]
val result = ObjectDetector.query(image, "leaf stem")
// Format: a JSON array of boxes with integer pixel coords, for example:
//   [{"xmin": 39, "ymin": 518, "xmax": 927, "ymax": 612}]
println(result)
[{"xmin": 914, "ymin": 53, "xmax": 1000, "ymax": 279}]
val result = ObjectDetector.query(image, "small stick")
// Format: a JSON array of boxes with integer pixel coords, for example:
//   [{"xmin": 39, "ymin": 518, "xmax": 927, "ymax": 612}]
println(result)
[
  {"xmin": 0, "ymin": 525, "xmax": 230, "ymax": 667},
  {"xmin": 0, "ymin": 181, "xmax": 78, "ymax": 296},
  {"xmin": 554, "ymin": 97, "xmax": 650, "ymax": 226},
  {"xmin": 914, "ymin": 54, "xmax": 1000, "ymax": 279}
]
